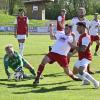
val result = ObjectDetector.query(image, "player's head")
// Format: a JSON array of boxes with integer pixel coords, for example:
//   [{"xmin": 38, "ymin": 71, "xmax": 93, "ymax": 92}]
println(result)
[
  {"xmin": 78, "ymin": 7, "xmax": 86, "ymax": 18},
  {"xmin": 94, "ymin": 13, "xmax": 99, "ymax": 20},
  {"xmin": 76, "ymin": 22, "xmax": 86, "ymax": 34},
  {"xmin": 5, "ymin": 44, "xmax": 14, "ymax": 57},
  {"xmin": 65, "ymin": 24, "xmax": 72, "ymax": 35},
  {"xmin": 18, "ymin": 8, "xmax": 25, "ymax": 16},
  {"xmin": 60, "ymin": 9, "xmax": 66, "ymax": 16}
]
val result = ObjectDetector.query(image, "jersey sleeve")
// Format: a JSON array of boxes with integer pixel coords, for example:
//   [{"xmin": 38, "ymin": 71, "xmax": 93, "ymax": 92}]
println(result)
[
  {"xmin": 4, "ymin": 55, "xmax": 9, "ymax": 70},
  {"xmin": 16, "ymin": 53, "xmax": 24, "ymax": 67},
  {"xmin": 4, "ymin": 55, "xmax": 10, "ymax": 76},
  {"xmin": 58, "ymin": 16, "xmax": 62, "ymax": 22},
  {"xmin": 82, "ymin": 37, "xmax": 90, "ymax": 46}
]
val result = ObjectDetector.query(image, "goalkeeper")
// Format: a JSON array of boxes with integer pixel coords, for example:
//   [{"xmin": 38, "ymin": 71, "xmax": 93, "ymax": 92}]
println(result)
[{"xmin": 4, "ymin": 44, "xmax": 36, "ymax": 80}]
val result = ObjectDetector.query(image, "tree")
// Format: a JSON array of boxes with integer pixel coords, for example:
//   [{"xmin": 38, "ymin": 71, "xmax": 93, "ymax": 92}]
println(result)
[{"xmin": 8, "ymin": 0, "xmax": 22, "ymax": 15}]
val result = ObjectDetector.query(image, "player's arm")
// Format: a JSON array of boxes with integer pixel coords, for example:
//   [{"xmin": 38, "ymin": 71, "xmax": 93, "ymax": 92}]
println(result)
[
  {"xmin": 58, "ymin": 21, "xmax": 64, "ymax": 29},
  {"xmin": 49, "ymin": 24, "xmax": 56, "ymax": 40},
  {"xmin": 17, "ymin": 53, "xmax": 24, "ymax": 67},
  {"xmin": 71, "ymin": 33, "xmax": 77, "ymax": 45},
  {"xmin": 58, "ymin": 16, "xmax": 64, "ymax": 29},
  {"xmin": 26, "ymin": 17, "xmax": 29, "ymax": 37},
  {"xmin": 4, "ymin": 57, "xmax": 11, "ymax": 80},
  {"xmin": 68, "ymin": 37, "xmax": 90, "ymax": 52}
]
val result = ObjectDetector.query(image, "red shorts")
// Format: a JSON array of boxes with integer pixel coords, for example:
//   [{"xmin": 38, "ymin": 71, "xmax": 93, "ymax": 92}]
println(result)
[
  {"xmin": 47, "ymin": 52, "xmax": 69, "ymax": 68},
  {"xmin": 91, "ymin": 35, "xmax": 100, "ymax": 41}
]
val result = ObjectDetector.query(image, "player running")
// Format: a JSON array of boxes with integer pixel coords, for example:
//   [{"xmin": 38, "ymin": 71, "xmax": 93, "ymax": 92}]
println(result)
[
  {"xmin": 89, "ymin": 13, "xmax": 100, "ymax": 56},
  {"xmin": 49, "ymin": 9, "xmax": 66, "ymax": 51},
  {"xmin": 33, "ymin": 24, "xmax": 80, "ymax": 85},
  {"xmin": 69, "ymin": 22, "xmax": 100, "ymax": 89},
  {"xmin": 71, "ymin": 7, "xmax": 94, "ymax": 74}
]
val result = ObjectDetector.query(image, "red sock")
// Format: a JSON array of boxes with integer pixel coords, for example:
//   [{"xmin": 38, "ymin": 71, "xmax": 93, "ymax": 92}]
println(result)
[
  {"xmin": 95, "ymin": 45, "xmax": 99, "ymax": 53},
  {"xmin": 35, "ymin": 64, "xmax": 45, "ymax": 81}
]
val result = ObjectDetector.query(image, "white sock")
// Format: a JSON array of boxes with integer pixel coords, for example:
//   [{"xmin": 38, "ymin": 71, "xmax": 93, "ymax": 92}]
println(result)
[
  {"xmin": 83, "ymin": 72, "xmax": 97, "ymax": 84},
  {"xmin": 77, "ymin": 74, "xmax": 89, "ymax": 82},
  {"xmin": 19, "ymin": 43, "xmax": 24, "ymax": 56}
]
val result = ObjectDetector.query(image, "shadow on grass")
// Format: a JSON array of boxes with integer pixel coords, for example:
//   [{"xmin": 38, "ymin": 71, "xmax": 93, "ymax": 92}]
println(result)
[
  {"xmin": 0, "ymin": 82, "xmax": 33, "ymax": 88},
  {"xmin": 44, "ymin": 72, "xmax": 65, "ymax": 77},
  {"xmin": 13, "ymin": 85, "xmax": 93, "ymax": 94},
  {"xmin": 95, "ymin": 71, "xmax": 100, "ymax": 74},
  {"xmin": 0, "ymin": 80, "xmax": 71, "ymax": 88},
  {"xmin": 0, "ymin": 79, "xmax": 8, "ymax": 81}
]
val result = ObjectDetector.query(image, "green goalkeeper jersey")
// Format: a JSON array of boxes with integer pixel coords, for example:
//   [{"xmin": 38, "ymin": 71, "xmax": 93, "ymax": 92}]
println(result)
[{"xmin": 4, "ymin": 51, "xmax": 26, "ymax": 76}]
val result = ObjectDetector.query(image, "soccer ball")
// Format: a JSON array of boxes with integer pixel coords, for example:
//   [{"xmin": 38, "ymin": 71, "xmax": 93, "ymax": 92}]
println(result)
[{"xmin": 14, "ymin": 71, "xmax": 23, "ymax": 81}]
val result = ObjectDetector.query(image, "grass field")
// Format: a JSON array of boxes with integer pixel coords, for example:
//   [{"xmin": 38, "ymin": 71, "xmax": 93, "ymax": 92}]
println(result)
[
  {"xmin": 0, "ymin": 14, "xmax": 48, "ymax": 26},
  {"xmin": 0, "ymin": 34, "xmax": 100, "ymax": 100}
]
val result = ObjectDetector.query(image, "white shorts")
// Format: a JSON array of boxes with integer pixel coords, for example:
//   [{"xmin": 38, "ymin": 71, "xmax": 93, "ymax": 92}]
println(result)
[
  {"xmin": 16, "ymin": 35, "xmax": 26, "ymax": 40},
  {"xmin": 74, "ymin": 58, "xmax": 91, "ymax": 68}
]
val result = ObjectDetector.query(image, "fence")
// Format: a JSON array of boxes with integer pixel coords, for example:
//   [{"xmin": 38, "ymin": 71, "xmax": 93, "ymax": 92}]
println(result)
[{"xmin": 0, "ymin": 26, "xmax": 57, "ymax": 34}]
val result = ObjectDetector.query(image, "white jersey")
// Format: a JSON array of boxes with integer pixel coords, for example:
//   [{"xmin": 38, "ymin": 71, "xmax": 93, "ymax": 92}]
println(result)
[
  {"xmin": 51, "ymin": 34, "xmax": 73, "ymax": 56},
  {"xmin": 71, "ymin": 17, "xmax": 90, "ymax": 41},
  {"xmin": 89, "ymin": 20, "xmax": 100, "ymax": 36}
]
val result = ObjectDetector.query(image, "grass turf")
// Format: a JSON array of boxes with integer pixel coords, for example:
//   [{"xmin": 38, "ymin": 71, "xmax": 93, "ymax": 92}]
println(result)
[{"xmin": 0, "ymin": 34, "xmax": 100, "ymax": 100}]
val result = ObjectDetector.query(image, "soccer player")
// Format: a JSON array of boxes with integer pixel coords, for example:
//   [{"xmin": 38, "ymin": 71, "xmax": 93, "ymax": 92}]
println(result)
[
  {"xmin": 89, "ymin": 13, "xmax": 100, "ymax": 56},
  {"xmin": 14, "ymin": 8, "xmax": 29, "ymax": 56},
  {"xmin": 71, "ymin": 7, "xmax": 94, "ymax": 74},
  {"xmin": 71, "ymin": 7, "xmax": 90, "ymax": 41},
  {"xmin": 49, "ymin": 9, "xmax": 66, "ymax": 51},
  {"xmin": 69, "ymin": 22, "xmax": 99, "ymax": 89},
  {"xmin": 56, "ymin": 9, "xmax": 66, "ymax": 34},
  {"xmin": 33, "ymin": 24, "xmax": 80, "ymax": 85},
  {"xmin": 4, "ymin": 44, "xmax": 36, "ymax": 80}
]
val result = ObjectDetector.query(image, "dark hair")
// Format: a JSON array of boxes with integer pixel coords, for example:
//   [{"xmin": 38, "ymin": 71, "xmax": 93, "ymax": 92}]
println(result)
[
  {"xmin": 65, "ymin": 24, "xmax": 72, "ymax": 29},
  {"xmin": 18, "ymin": 8, "xmax": 24, "ymax": 12},
  {"xmin": 76, "ymin": 22, "xmax": 86, "ymax": 28}
]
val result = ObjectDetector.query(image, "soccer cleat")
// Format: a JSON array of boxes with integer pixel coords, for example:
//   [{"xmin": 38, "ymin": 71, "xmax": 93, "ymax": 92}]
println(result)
[
  {"xmin": 72, "ymin": 75, "xmax": 81, "ymax": 81},
  {"xmin": 49, "ymin": 46, "xmax": 52, "ymax": 52},
  {"xmin": 33, "ymin": 80, "xmax": 39, "ymax": 86},
  {"xmin": 82, "ymin": 80, "xmax": 90, "ymax": 85},
  {"xmin": 93, "ymin": 81, "xmax": 100, "ymax": 89},
  {"xmin": 88, "ymin": 71, "xmax": 95, "ymax": 74}
]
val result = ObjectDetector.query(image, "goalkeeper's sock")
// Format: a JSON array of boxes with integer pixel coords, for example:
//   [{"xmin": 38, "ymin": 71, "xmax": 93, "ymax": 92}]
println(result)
[{"xmin": 30, "ymin": 68, "xmax": 36, "ymax": 76}]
